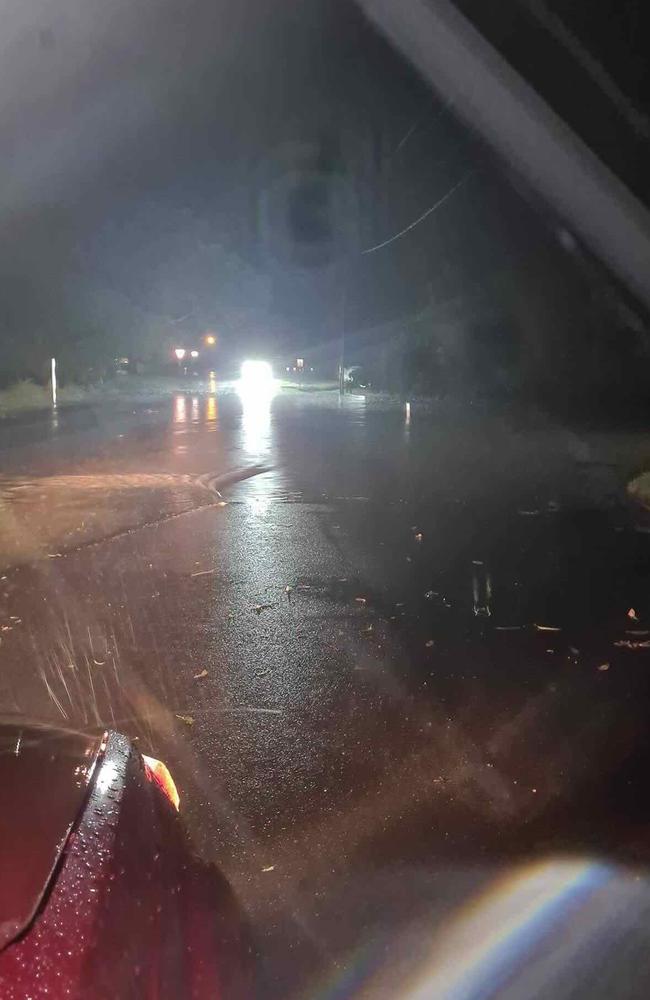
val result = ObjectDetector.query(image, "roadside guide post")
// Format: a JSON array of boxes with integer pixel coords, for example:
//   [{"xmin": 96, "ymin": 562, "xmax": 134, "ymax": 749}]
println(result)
[{"xmin": 50, "ymin": 357, "xmax": 57, "ymax": 407}]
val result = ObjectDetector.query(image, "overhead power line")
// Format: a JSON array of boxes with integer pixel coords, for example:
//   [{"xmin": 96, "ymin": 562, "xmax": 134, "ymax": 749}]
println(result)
[{"xmin": 361, "ymin": 171, "xmax": 473, "ymax": 254}]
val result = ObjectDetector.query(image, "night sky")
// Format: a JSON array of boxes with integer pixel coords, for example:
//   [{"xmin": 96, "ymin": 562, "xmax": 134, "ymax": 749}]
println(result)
[
  {"xmin": 0, "ymin": 0, "xmax": 647, "ymax": 374},
  {"xmin": 0, "ymin": 0, "xmax": 416, "ymax": 363}
]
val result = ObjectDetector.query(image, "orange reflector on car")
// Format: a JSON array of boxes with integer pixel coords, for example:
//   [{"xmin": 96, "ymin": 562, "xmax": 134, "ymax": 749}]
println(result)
[{"xmin": 142, "ymin": 755, "xmax": 181, "ymax": 811}]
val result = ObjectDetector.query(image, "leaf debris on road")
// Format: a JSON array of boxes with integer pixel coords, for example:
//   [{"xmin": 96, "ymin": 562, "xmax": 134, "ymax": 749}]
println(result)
[
  {"xmin": 175, "ymin": 714, "xmax": 195, "ymax": 726},
  {"xmin": 193, "ymin": 669, "xmax": 208, "ymax": 679}
]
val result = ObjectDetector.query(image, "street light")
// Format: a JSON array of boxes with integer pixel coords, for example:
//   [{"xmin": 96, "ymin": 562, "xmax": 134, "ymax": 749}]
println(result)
[
  {"xmin": 190, "ymin": 350, "xmax": 199, "ymax": 358},
  {"xmin": 174, "ymin": 347, "xmax": 187, "ymax": 376},
  {"xmin": 204, "ymin": 333, "xmax": 216, "ymax": 346}
]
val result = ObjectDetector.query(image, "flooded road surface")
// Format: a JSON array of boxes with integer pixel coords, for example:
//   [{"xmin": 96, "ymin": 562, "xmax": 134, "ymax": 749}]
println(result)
[{"xmin": 1, "ymin": 386, "xmax": 650, "ymax": 998}]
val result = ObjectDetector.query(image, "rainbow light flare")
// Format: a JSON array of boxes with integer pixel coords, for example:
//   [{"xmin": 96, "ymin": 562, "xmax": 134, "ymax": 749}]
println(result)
[
  {"xmin": 313, "ymin": 859, "xmax": 618, "ymax": 1000},
  {"xmin": 404, "ymin": 860, "xmax": 610, "ymax": 1000}
]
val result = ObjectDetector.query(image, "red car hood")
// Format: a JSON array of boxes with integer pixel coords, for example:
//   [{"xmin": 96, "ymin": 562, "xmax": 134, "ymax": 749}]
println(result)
[{"xmin": 0, "ymin": 722, "xmax": 103, "ymax": 950}]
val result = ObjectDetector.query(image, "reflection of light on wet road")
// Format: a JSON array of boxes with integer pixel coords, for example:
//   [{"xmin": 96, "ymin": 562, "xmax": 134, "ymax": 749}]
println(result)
[
  {"xmin": 238, "ymin": 381, "xmax": 277, "ymax": 459},
  {"xmin": 234, "ymin": 381, "xmax": 279, "ymax": 508},
  {"xmin": 191, "ymin": 397, "xmax": 200, "ymax": 423},
  {"xmin": 174, "ymin": 396, "xmax": 187, "ymax": 424},
  {"xmin": 245, "ymin": 475, "xmax": 273, "ymax": 515},
  {"xmin": 206, "ymin": 396, "xmax": 218, "ymax": 424}
]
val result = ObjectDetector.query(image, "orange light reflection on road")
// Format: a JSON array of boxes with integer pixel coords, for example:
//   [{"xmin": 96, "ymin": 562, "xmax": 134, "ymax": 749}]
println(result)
[{"xmin": 206, "ymin": 396, "xmax": 218, "ymax": 423}]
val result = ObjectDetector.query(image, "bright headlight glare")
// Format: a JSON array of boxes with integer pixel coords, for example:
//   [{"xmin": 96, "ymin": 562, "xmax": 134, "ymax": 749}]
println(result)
[{"xmin": 240, "ymin": 360, "xmax": 274, "ymax": 389}]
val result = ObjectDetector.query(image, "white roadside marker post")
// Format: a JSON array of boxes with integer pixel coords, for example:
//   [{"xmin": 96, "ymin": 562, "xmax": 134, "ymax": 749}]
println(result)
[{"xmin": 51, "ymin": 357, "xmax": 57, "ymax": 407}]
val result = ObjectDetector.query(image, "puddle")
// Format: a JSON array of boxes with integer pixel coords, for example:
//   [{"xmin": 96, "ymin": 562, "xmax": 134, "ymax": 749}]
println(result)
[{"xmin": 0, "ymin": 473, "xmax": 221, "ymax": 570}]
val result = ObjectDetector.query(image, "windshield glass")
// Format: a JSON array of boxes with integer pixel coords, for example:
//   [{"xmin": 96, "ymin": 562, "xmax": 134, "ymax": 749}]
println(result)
[{"xmin": 1, "ymin": 1, "xmax": 649, "ymax": 997}]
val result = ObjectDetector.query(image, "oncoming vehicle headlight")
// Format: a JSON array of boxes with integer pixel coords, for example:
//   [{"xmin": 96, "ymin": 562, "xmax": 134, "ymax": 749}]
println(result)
[{"xmin": 239, "ymin": 360, "xmax": 274, "ymax": 391}]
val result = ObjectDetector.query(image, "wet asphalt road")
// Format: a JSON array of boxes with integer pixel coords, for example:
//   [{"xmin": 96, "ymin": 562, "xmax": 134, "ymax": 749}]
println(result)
[{"xmin": 1, "ymin": 385, "xmax": 650, "ymax": 998}]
